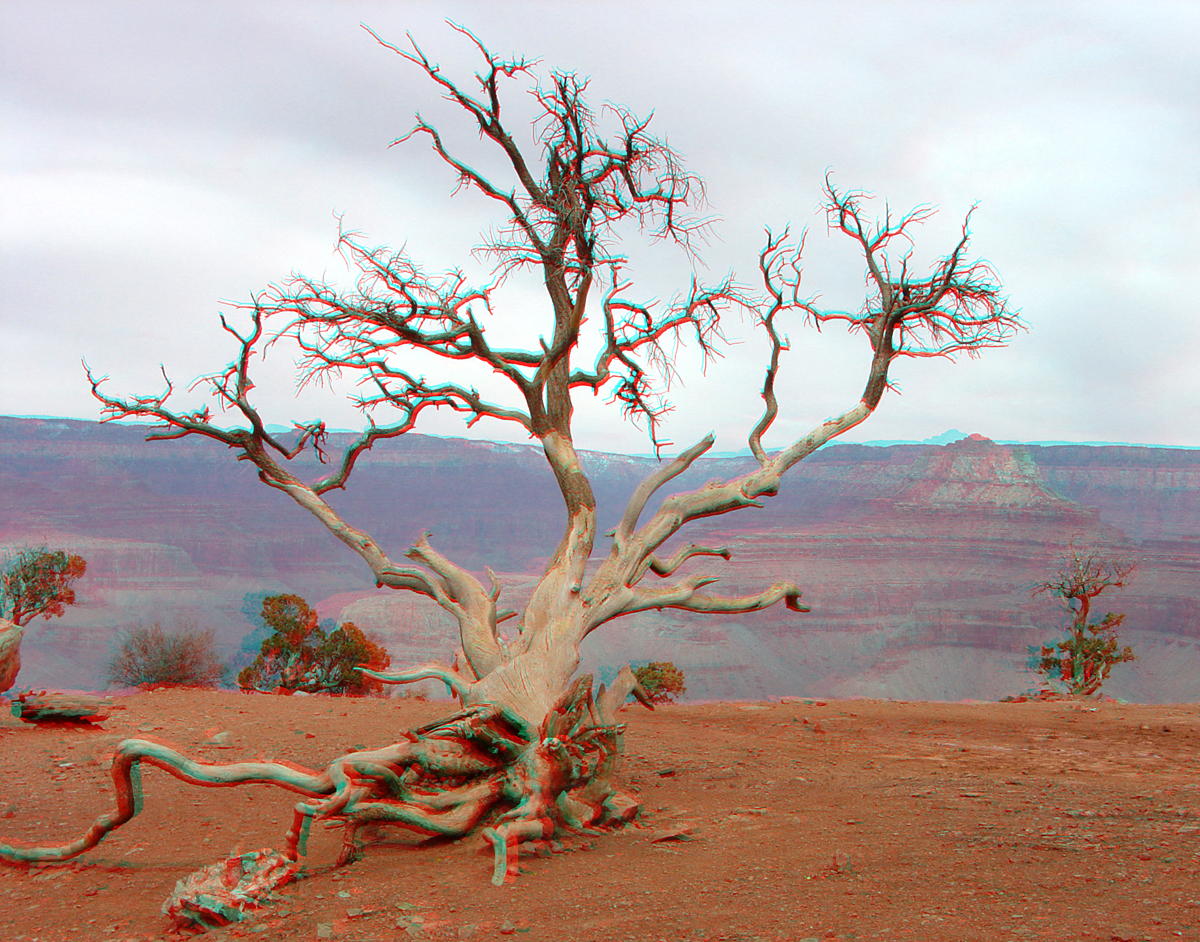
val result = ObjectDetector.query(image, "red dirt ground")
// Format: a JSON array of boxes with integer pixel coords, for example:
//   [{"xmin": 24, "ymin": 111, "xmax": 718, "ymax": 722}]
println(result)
[{"xmin": 1, "ymin": 690, "xmax": 1197, "ymax": 942}]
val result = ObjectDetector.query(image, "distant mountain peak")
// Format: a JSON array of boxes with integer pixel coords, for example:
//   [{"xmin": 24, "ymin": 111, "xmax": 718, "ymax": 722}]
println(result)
[{"xmin": 897, "ymin": 436, "xmax": 1084, "ymax": 513}]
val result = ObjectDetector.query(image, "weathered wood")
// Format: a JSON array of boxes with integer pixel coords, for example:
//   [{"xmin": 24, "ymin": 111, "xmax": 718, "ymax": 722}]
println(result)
[
  {"xmin": 0, "ymin": 619, "xmax": 22, "ymax": 693},
  {"xmin": 11, "ymin": 692, "xmax": 112, "ymax": 724}
]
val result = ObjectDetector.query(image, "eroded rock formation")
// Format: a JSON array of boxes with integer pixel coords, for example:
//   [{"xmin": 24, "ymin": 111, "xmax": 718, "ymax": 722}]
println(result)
[{"xmin": 2, "ymin": 417, "xmax": 1197, "ymax": 700}]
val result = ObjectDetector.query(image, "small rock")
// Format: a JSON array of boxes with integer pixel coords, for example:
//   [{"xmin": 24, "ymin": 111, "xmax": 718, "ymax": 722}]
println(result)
[
  {"xmin": 650, "ymin": 822, "xmax": 696, "ymax": 843},
  {"xmin": 499, "ymin": 921, "xmax": 516, "ymax": 935},
  {"xmin": 457, "ymin": 925, "xmax": 478, "ymax": 939},
  {"xmin": 346, "ymin": 907, "xmax": 364, "ymax": 918},
  {"xmin": 316, "ymin": 924, "xmax": 335, "ymax": 939},
  {"xmin": 337, "ymin": 890, "xmax": 351, "ymax": 898}
]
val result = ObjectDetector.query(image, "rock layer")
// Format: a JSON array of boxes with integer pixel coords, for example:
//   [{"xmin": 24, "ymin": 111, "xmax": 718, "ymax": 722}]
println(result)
[{"xmin": 1, "ymin": 416, "xmax": 1197, "ymax": 701}]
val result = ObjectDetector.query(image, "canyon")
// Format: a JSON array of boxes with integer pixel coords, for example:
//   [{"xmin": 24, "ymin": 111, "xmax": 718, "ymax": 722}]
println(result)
[{"xmin": 1, "ymin": 415, "xmax": 1198, "ymax": 702}]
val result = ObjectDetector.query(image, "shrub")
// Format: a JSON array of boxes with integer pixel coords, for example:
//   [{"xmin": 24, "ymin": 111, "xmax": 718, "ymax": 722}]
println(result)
[
  {"xmin": 107, "ymin": 622, "xmax": 226, "ymax": 688},
  {"xmin": 1029, "ymin": 612, "xmax": 1135, "ymax": 697},
  {"xmin": 237, "ymin": 593, "xmax": 390, "ymax": 696},
  {"xmin": 632, "ymin": 661, "xmax": 687, "ymax": 704}
]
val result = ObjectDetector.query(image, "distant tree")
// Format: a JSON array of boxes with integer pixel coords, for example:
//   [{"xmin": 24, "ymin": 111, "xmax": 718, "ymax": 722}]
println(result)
[
  {"xmin": 633, "ymin": 661, "xmax": 687, "ymax": 704},
  {"xmin": 1, "ymin": 547, "xmax": 87, "ymax": 627},
  {"xmin": 0, "ymin": 547, "xmax": 87, "ymax": 692},
  {"xmin": 1031, "ymin": 546, "xmax": 1135, "ymax": 696},
  {"xmin": 237, "ymin": 593, "xmax": 390, "ymax": 696},
  {"xmin": 106, "ymin": 622, "xmax": 227, "ymax": 689}
]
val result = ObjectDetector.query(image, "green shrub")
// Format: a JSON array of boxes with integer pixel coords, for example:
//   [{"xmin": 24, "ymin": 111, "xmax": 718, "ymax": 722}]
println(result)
[
  {"xmin": 632, "ymin": 661, "xmax": 686, "ymax": 704},
  {"xmin": 107, "ymin": 622, "xmax": 226, "ymax": 688},
  {"xmin": 237, "ymin": 593, "xmax": 390, "ymax": 696},
  {"xmin": 1029, "ymin": 612, "xmax": 1135, "ymax": 697}
]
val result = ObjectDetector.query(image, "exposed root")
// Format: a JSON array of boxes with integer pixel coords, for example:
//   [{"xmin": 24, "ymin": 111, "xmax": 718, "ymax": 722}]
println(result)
[{"xmin": 0, "ymin": 675, "xmax": 644, "ymax": 886}]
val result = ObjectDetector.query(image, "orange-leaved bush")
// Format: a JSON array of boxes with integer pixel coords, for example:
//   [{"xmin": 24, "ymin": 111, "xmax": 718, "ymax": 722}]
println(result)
[
  {"xmin": 632, "ymin": 661, "xmax": 687, "ymax": 704},
  {"xmin": 237, "ymin": 593, "xmax": 390, "ymax": 696}
]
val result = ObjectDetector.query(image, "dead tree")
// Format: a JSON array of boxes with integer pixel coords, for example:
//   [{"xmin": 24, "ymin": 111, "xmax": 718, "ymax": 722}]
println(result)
[{"xmin": 2, "ymin": 25, "xmax": 1019, "ymax": 888}]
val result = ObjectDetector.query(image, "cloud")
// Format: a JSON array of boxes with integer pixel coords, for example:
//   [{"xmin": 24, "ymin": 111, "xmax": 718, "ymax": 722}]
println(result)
[{"xmin": 1, "ymin": 1, "xmax": 1197, "ymax": 452}]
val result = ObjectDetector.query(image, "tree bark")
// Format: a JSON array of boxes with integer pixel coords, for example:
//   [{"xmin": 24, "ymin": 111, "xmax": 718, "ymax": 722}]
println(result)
[
  {"xmin": 0, "ymin": 618, "xmax": 21, "ymax": 693},
  {"xmin": 11, "ymin": 692, "xmax": 112, "ymax": 724}
]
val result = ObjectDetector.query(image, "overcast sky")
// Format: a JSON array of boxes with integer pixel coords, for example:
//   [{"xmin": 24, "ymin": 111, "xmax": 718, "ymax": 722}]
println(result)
[{"xmin": 2, "ymin": 1, "xmax": 1197, "ymax": 455}]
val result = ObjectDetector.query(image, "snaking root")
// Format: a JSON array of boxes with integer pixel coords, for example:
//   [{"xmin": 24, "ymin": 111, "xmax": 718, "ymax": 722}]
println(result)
[{"xmin": 0, "ymin": 676, "xmax": 640, "ymax": 886}]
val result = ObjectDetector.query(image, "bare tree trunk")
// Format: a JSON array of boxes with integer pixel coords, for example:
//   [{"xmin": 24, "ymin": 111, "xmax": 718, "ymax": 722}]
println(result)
[
  {"xmin": 0, "ymin": 618, "xmax": 22, "ymax": 693},
  {"xmin": 11, "ymin": 693, "xmax": 112, "ymax": 724}
]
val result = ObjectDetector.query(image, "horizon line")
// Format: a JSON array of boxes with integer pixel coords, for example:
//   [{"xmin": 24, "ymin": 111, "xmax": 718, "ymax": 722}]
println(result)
[{"xmin": 2, "ymin": 413, "xmax": 1196, "ymax": 455}]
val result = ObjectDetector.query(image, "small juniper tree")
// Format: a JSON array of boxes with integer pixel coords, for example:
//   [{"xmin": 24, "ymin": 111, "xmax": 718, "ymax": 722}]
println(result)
[
  {"xmin": 0, "ymin": 547, "xmax": 87, "ymax": 692},
  {"xmin": 1031, "ymin": 546, "xmax": 1136, "ymax": 696}
]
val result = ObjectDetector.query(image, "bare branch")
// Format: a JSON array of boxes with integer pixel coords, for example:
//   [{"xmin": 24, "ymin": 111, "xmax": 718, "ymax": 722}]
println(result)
[
  {"xmin": 1033, "ymin": 543, "xmax": 1135, "ymax": 631},
  {"xmin": 612, "ymin": 434, "xmax": 714, "ymax": 550},
  {"xmin": 748, "ymin": 227, "xmax": 819, "ymax": 464},
  {"xmin": 646, "ymin": 543, "xmax": 731, "ymax": 579},
  {"xmin": 819, "ymin": 175, "xmax": 1022, "ymax": 409},
  {"xmin": 359, "ymin": 662, "xmax": 475, "ymax": 701},
  {"xmin": 586, "ymin": 575, "xmax": 808, "ymax": 632},
  {"xmin": 595, "ymin": 664, "xmax": 654, "ymax": 723},
  {"xmin": 406, "ymin": 534, "xmax": 507, "ymax": 677}
]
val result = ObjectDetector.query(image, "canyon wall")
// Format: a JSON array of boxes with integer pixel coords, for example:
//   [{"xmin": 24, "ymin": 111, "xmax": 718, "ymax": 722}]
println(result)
[{"xmin": 2, "ymin": 416, "xmax": 1197, "ymax": 701}]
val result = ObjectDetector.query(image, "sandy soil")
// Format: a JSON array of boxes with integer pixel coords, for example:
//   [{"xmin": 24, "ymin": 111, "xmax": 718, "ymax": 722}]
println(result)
[{"xmin": 0, "ymin": 690, "xmax": 1197, "ymax": 942}]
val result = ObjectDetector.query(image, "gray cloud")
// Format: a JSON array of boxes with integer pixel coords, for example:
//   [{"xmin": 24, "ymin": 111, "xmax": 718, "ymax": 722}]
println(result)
[{"xmin": 2, "ymin": 0, "xmax": 1197, "ymax": 453}]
